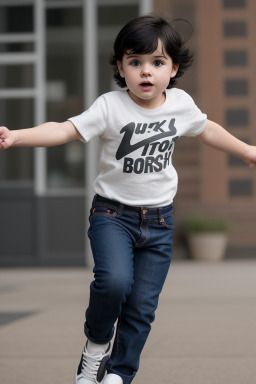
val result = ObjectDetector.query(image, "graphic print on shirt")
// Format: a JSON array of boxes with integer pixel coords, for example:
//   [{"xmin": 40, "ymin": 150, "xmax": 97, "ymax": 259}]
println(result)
[{"xmin": 116, "ymin": 118, "xmax": 179, "ymax": 174}]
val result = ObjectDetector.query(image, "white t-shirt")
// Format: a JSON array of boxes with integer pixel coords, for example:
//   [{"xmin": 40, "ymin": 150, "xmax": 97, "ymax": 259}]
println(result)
[{"xmin": 68, "ymin": 88, "xmax": 207, "ymax": 207}]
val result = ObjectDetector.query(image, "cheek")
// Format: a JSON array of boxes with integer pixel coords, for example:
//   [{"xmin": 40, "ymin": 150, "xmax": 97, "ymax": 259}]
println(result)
[
  {"xmin": 123, "ymin": 69, "xmax": 137, "ymax": 84},
  {"xmin": 157, "ymin": 71, "xmax": 172, "ymax": 87}
]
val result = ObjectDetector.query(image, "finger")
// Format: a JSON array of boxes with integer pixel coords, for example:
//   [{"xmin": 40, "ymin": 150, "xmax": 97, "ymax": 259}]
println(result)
[
  {"xmin": 0, "ymin": 126, "xmax": 7, "ymax": 135},
  {"xmin": 0, "ymin": 141, "xmax": 7, "ymax": 150}
]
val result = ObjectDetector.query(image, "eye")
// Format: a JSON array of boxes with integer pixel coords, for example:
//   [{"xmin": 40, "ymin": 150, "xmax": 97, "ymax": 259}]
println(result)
[
  {"xmin": 130, "ymin": 60, "xmax": 140, "ymax": 67},
  {"xmin": 154, "ymin": 60, "xmax": 163, "ymax": 67}
]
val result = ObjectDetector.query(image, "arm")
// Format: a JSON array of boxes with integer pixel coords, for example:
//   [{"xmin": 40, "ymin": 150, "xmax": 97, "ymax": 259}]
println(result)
[
  {"xmin": 197, "ymin": 119, "xmax": 256, "ymax": 168},
  {"xmin": 0, "ymin": 120, "xmax": 82, "ymax": 149}
]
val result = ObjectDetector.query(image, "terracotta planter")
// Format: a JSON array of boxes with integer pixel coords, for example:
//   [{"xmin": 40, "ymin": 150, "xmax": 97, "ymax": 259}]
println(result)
[{"xmin": 188, "ymin": 233, "xmax": 228, "ymax": 261}]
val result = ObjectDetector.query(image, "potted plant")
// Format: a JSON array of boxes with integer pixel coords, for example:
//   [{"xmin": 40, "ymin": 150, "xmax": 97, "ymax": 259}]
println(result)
[{"xmin": 183, "ymin": 216, "xmax": 230, "ymax": 261}]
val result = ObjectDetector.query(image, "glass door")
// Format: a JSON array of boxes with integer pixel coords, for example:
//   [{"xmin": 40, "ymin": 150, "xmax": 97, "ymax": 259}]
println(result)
[{"xmin": 0, "ymin": 2, "xmax": 35, "ymax": 186}]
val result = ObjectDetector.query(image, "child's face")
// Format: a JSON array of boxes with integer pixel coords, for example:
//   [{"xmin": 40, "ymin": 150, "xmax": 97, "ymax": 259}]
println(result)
[{"xmin": 117, "ymin": 40, "xmax": 179, "ymax": 109}]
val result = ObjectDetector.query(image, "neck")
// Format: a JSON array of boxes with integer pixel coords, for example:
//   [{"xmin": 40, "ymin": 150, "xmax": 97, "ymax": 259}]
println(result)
[{"xmin": 127, "ymin": 91, "xmax": 166, "ymax": 109}]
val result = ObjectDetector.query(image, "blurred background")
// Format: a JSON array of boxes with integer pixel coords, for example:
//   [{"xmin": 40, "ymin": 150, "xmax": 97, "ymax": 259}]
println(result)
[{"xmin": 0, "ymin": 0, "xmax": 255, "ymax": 266}]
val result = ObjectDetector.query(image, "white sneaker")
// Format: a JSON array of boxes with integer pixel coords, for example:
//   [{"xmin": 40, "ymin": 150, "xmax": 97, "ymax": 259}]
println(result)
[
  {"xmin": 75, "ymin": 341, "xmax": 111, "ymax": 384},
  {"xmin": 103, "ymin": 373, "xmax": 123, "ymax": 384}
]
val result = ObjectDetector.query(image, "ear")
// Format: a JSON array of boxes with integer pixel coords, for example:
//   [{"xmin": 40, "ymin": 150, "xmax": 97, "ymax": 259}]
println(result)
[
  {"xmin": 117, "ymin": 60, "xmax": 125, "ymax": 78},
  {"xmin": 171, "ymin": 63, "xmax": 179, "ymax": 78}
]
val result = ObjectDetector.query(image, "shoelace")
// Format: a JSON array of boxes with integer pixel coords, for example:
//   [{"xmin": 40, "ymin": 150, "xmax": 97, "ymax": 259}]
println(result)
[{"xmin": 81, "ymin": 350, "xmax": 104, "ymax": 381}]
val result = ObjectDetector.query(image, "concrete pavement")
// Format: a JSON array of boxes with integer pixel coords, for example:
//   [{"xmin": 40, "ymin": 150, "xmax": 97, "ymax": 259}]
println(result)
[{"xmin": 1, "ymin": 261, "xmax": 256, "ymax": 384}]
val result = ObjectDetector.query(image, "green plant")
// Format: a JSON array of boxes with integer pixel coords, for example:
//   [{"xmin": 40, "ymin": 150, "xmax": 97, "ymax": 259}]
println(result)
[{"xmin": 183, "ymin": 215, "xmax": 230, "ymax": 233}]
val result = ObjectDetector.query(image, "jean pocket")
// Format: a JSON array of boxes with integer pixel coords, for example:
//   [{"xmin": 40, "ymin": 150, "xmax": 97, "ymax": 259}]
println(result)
[
  {"xmin": 89, "ymin": 205, "xmax": 118, "ymax": 220},
  {"xmin": 159, "ymin": 214, "xmax": 175, "ymax": 230}
]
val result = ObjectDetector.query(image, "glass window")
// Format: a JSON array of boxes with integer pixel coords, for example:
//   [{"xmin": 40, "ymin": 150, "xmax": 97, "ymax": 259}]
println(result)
[
  {"xmin": 46, "ymin": 7, "xmax": 85, "ymax": 188},
  {"xmin": 225, "ymin": 79, "xmax": 248, "ymax": 96},
  {"xmin": 0, "ymin": 5, "xmax": 33, "ymax": 33},
  {"xmin": 225, "ymin": 109, "xmax": 249, "ymax": 126},
  {"xmin": 98, "ymin": 5, "xmax": 138, "ymax": 26},
  {"xmin": 229, "ymin": 179, "xmax": 253, "ymax": 196},
  {"xmin": 0, "ymin": 64, "xmax": 34, "ymax": 89},
  {"xmin": 223, "ymin": 21, "xmax": 247, "ymax": 37},
  {"xmin": 223, "ymin": 0, "xmax": 246, "ymax": 8},
  {"xmin": 0, "ymin": 42, "xmax": 34, "ymax": 54},
  {"xmin": 224, "ymin": 50, "xmax": 248, "ymax": 66}
]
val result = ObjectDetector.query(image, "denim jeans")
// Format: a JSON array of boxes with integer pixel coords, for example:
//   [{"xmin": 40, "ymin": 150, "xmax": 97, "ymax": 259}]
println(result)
[{"xmin": 84, "ymin": 194, "xmax": 174, "ymax": 384}]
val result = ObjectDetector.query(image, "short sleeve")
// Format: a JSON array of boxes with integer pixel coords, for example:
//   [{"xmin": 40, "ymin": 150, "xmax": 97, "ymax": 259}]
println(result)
[
  {"xmin": 68, "ymin": 95, "xmax": 107, "ymax": 143},
  {"xmin": 182, "ymin": 94, "xmax": 207, "ymax": 137}
]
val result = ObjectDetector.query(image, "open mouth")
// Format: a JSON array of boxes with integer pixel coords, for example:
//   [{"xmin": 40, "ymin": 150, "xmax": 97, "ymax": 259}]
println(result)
[{"xmin": 140, "ymin": 82, "xmax": 153, "ymax": 89}]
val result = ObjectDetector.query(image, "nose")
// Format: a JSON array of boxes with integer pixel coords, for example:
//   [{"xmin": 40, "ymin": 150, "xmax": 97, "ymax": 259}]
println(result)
[{"xmin": 140, "ymin": 64, "xmax": 152, "ymax": 77}]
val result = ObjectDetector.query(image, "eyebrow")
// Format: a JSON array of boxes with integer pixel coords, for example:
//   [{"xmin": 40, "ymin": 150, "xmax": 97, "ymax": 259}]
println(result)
[{"xmin": 125, "ymin": 54, "xmax": 168, "ymax": 59}]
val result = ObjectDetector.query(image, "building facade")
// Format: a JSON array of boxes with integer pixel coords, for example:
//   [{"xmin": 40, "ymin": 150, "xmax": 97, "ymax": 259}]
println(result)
[
  {"xmin": 0, "ymin": 0, "xmax": 255, "ymax": 266},
  {"xmin": 159, "ymin": 0, "xmax": 256, "ymax": 258}
]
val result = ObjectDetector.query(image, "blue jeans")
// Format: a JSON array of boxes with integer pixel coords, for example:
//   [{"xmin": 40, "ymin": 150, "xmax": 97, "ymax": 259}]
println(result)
[{"xmin": 84, "ymin": 194, "xmax": 174, "ymax": 384}]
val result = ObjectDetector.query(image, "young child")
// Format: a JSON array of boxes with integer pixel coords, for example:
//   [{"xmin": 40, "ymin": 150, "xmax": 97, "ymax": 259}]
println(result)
[{"xmin": 0, "ymin": 14, "xmax": 256, "ymax": 384}]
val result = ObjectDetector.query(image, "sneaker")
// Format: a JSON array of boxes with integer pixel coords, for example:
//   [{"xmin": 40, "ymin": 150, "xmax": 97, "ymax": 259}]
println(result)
[
  {"xmin": 75, "ymin": 341, "xmax": 111, "ymax": 384},
  {"xmin": 103, "ymin": 374, "xmax": 123, "ymax": 384}
]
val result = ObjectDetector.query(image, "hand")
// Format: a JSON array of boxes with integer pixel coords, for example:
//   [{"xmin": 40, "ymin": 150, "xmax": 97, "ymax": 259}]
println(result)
[
  {"xmin": 243, "ymin": 145, "xmax": 256, "ymax": 168},
  {"xmin": 0, "ymin": 126, "xmax": 15, "ymax": 149}
]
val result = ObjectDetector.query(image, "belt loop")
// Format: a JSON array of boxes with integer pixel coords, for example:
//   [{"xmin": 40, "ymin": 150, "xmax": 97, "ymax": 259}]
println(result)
[
  {"xmin": 118, "ymin": 203, "xmax": 124, "ymax": 216},
  {"xmin": 158, "ymin": 207, "xmax": 162, "ymax": 223}
]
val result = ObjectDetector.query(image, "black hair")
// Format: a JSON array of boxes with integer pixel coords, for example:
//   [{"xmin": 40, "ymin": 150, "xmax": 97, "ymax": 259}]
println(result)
[{"xmin": 110, "ymin": 14, "xmax": 193, "ymax": 89}]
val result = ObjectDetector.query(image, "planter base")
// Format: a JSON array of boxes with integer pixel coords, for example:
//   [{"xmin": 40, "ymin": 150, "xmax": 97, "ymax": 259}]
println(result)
[{"xmin": 188, "ymin": 233, "xmax": 228, "ymax": 261}]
